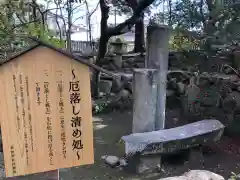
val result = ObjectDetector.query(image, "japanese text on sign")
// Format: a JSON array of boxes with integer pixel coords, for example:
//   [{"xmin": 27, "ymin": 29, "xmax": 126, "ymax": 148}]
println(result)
[
  {"xmin": 12, "ymin": 75, "xmax": 20, "ymax": 132},
  {"xmin": 10, "ymin": 145, "xmax": 17, "ymax": 175},
  {"xmin": 56, "ymin": 70, "xmax": 67, "ymax": 159},
  {"xmin": 20, "ymin": 74, "xmax": 30, "ymax": 165},
  {"xmin": 69, "ymin": 69, "xmax": 83, "ymax": 160},
  {"xmin": 44, "ymin": 71, "xmax": 54, "ymax": 165}
]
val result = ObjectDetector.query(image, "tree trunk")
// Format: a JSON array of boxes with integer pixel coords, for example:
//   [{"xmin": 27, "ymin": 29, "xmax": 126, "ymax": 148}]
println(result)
[
  {"xmin": 134, "ymin": 14, "xmax": 145, "ymax": 53},
  {"xmin": 93, "ymin": 0, "xmax": 110, "ymax": 98},
  {"xmin": 168, "ymin": 0, "xmax": 172, "ymax": 25},
  {"xmin": 66, "ymin": 0, "xmax": 72, "ymax": 52},
  {"xmin": 31, "ymin": 0, "xmax": 37, "ymax": 23},
  {"xmin": 92, "ymin": 0, "xmax": 156, "ymax": 97},
  {"xmin": 92, "ymin": 35, "xmax": 109, "ymax": 98}
]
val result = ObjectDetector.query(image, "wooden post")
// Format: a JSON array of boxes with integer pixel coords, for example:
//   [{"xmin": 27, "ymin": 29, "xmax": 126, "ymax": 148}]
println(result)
[
  {"xmin": 6, "ymin": 170, "xmax": 59, "ymax": 180},
  {"xmin": 132, "ymin": 69, "xmax": 158, "ymax": 133},
  {"xmin": 145, "ymin": 24, "xmax": 171, "ymax": 130}
]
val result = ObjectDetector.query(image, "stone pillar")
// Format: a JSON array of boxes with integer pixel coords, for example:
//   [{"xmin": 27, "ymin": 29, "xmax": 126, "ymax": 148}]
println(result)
[
  {"xmin": 131, "ymin": 69, "xmax": 160, "ymax": 174},
  {"xmin": 145, "ymin": 24, "xmax": 171, "ymax": 130},
  {"xmin": 132, "ymin": 69, "xmax": 158, "ymax": 133}
]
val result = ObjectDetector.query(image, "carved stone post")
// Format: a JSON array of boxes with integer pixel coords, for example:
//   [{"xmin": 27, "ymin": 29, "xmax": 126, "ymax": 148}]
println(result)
[
  {"xmin": 145, "ymin": 24, "xmax": 171, "ymax": 130},
  {"xmin": 132, "ymin": 69, "xmax": 158, "ymax": 133}
]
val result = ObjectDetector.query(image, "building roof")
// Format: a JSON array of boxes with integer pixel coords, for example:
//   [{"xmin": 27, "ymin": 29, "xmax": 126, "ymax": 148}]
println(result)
[{"xmin": 0, "ymin": 37, "xmax": 116, "ymax": 77}]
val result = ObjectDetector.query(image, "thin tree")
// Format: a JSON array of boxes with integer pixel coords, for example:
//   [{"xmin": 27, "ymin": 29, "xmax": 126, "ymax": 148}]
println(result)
[{"xmin": 92, "ymin": 0, "xmax": 157, "ymax": 97}]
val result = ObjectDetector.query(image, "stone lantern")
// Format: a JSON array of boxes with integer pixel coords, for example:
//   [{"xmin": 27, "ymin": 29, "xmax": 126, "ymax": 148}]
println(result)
[
  {"xmin": 110, "ymin": 37, "xmax": 126, "ymax": 55},
  {"xmin": 109, "ymin": 38, "xmax": 127, "ymax": 69}
]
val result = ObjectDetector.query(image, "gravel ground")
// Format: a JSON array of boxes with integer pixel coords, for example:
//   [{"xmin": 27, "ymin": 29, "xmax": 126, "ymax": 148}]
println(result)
[{"xmin": 3, "ymin": 109, "xmax": 240, "ymax": 180}]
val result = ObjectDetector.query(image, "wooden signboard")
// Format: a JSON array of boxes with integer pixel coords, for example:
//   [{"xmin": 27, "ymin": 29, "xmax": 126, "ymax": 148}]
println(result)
[
  {"xmin": 7, "ymin": 170, "xmax": 59, "ymax": 180},
  {"xmin": 0, "ymin": 45, "xmax": 94, "ymax": 177}
]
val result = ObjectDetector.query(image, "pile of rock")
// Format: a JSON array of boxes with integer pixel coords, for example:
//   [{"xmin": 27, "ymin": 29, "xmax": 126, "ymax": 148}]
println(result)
[
  {"xmin": 99, "ymin": 70, "xmax": 190, "ymax": 99},
  {"xmin": 100, "ymin": 52, "xmax": 145, "ymax": 71},
  {"xmin": 181, "ymin": 73, "xmax": 240, "ymax": 128},
  {"xmin": 98, "ymin": 70, "xmax": 240, "ymax": 133}
]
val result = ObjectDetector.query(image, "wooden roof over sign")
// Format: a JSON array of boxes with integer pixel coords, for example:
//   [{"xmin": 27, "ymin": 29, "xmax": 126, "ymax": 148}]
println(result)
[{"xmin": 0, "ymin": 37, "xmax": 117, "ymax": 78}]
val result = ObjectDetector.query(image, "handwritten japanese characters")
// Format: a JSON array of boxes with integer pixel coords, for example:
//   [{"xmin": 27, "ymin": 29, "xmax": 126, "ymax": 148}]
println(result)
[
  {"xmin": 43, "ymin": 71, "xmax": 54, "ymax": 166},
  {"xmin": 12, "ymin": 75, "xmax": 21, "ymax": 132},
  {"xmin": 10, "ymin": 146, "xmax": 16, "ymax": 175},
  {"xmin": 56, "ymin": 70, "xmax": 67, "ymax": 159},
  {"xmin": 36, "ymin": 83, "xmax": 41, "ymax": 106},
  {"xmin": 26, "ymin": 76, "xmax": 34, "ymax": 152},
  {"xmin": 0, "ymin": 46, "xmax": 93, "ymax": 177},
  {"xmin": 20, "ymin": 74, "xmax": 30, "ymax": 165},
  {"xmin": 69, "ymin": 69, "xmax": 83, "ymax": 160},
  {"xmin": 11, "ymin": 73, "xmax": 35, "ymax": 170}
]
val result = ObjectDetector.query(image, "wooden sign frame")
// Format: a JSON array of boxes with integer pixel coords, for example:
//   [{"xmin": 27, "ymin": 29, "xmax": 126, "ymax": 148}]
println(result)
[
  {"xmin": 6, "ymin": 170, "xmax": 59, "ymax": 180},
  {"xmin": 0, "ymin": 38, "xmax": 116, "ymax": 178}
]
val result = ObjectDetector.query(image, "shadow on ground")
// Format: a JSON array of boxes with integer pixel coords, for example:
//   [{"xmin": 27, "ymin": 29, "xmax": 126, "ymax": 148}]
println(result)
[
  {"xmin": 60, "ymin": 110, "xmax": 146, "ymax": 180},
  {"xmin": 59, "ymin": 110, "xmax": 240, "ymax": 180},
  {"xmin": 8, "ymin": 110, "xmax": 240, "ymax": 180}
]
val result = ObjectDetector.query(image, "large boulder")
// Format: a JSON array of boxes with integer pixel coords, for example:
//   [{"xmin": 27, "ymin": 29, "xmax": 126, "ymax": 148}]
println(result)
[
  {"xmin": 184, "ymin": 170, "xmax": 224, "ymax": 180},
  {"xmin": 159, "ymin": 170, "xmax": 224, "ymax": 180},
  {"xmin": 159, "ymin": 177, "xmax": 186, "ymax": 180}
]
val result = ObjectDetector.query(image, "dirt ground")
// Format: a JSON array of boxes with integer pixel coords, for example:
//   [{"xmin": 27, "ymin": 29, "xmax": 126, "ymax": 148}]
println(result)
[
  {"xmin": 5, "ymin": 109, "xmax": 240, "ymax": 180},
  {"xmin": 60, "ymin": 109, "xmax": 240, "ymax": 180}
]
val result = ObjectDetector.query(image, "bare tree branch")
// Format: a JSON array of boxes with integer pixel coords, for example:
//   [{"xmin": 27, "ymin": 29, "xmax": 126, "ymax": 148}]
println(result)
[
  {"xmin": 71, "ymin": 0, "xmax": 99, "ymax": 25},
  {"xmin": 72, "ymin": 15, "xmax": 85, "ymax": 24},
  {"xmin": 200, "ymin": 0, "xmax": 206, "ymax": 28},
  {"xmin": 125, "ymin": 0, "xmax": 138, "ymax": 9},
  {"xmin": 54, "ymin": 2, "xmax": 62, "ymax": 41},
  {"xmin": 54, "ymin": 0, "xmax": 67, "ymax": 39},
  {"xmin": 71, "ymin": 4, "xmax": 85, "ymax": 12},
  {"xmin": 84, "ymin": 0, "xmax": 99, "ymax": 44},
  {"xmin": 13, "ymin": 20, "xmax": 40, "ymax": 29},
  {"xmin": 107, "ymin": 0, "xmax": 156, "ymax": 36},
  {"xmin": 15, "ymin": 12, "xmax": 28, "ymax": 24},
  {"xmin": 89, "ymin": 1, "xmax": 100, "ymax": 16}
]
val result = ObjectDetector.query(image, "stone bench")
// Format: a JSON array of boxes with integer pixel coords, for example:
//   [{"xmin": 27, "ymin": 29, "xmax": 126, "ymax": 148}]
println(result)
[{"xmin": 121, "ymin": 120, "xmax": 225, "ymax": 156}]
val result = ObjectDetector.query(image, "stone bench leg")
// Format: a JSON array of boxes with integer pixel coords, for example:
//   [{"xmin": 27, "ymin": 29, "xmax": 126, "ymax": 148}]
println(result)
[{"xmin": 124, "ymin": 153, "xmax": 161, "ymax": 174}]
